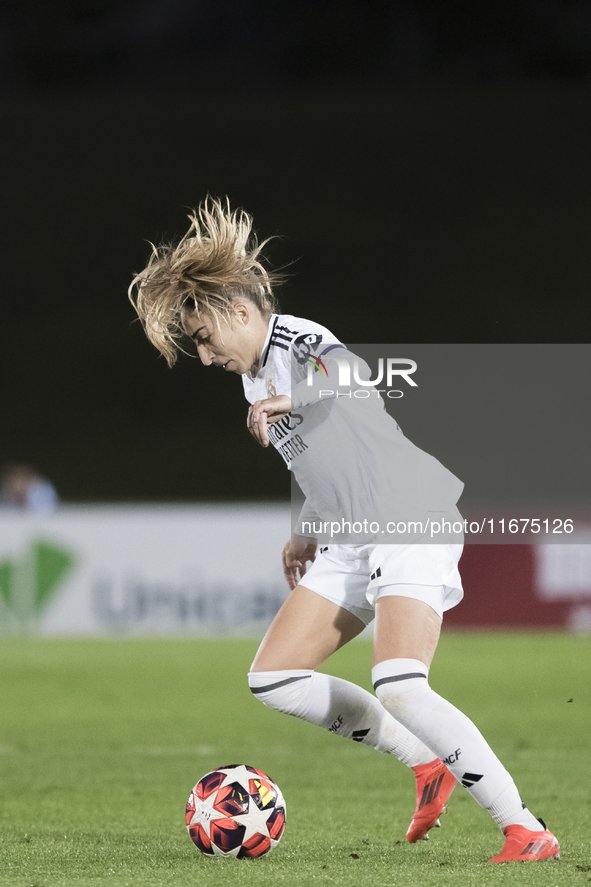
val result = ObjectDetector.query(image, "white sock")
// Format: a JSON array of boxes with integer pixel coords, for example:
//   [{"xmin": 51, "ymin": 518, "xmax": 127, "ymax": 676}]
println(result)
[
  {"xmin": 373, "ymin": 658, "xmax": 544, "ymax": 832},
  {"xmin": 488, "ymin": 784, "xmax": 545, "ymax": 831},
  {"xmin": 248, "ymin": 669, "xmax": 436, "ymax": 767}
]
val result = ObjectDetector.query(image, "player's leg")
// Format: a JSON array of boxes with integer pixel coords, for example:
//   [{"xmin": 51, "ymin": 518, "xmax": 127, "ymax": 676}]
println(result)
[
  {"xmin": 248, "ymin": 583, "xmax": 437, "ymax": 767},
  {"xmin": 250, "ymin": 583, "xmax": 365, "ymax": 671},
  {"xmin": 372, "ymin": 591, "xmax": 559, "ymax": 860}
]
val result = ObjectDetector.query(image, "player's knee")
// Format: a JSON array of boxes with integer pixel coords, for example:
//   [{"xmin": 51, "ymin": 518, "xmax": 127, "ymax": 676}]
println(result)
[
  {"xmin": 373, "ymin": 658, "xmax": 431, "ymax": 718},
  {"xmin": 247, "ymin": 669, "xmax": 314, "ymax": 715}
]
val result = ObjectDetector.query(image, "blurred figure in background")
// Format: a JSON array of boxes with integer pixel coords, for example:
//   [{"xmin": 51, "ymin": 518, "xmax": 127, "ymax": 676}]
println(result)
[{"xmin": 0, "ymin": 463, "xmax": 58, "ymax": 513}]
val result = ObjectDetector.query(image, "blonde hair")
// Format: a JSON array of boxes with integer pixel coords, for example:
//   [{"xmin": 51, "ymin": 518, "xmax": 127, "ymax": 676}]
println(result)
[{"xmin": 128, "ymin": 197, "xmax": 280, "ymax": 366}]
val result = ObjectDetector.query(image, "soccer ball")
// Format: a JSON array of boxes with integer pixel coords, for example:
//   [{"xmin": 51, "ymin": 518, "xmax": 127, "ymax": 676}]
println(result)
[{"xmin": 185, "ymin": 764, "xmax": 286, "ymax": 858}]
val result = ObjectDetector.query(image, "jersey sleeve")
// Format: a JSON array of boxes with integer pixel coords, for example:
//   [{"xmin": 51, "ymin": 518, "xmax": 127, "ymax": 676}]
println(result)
[
  {"xmin": 290, "ymin": 347, "xmax": 376, "ymax": 409},
  {"xmin": 292, "ymin": 497, "xmax": 322, "ymax": 541},
  {"xmin": 264, "ymin": 315, "xmax": 343, "ymax": 399}
]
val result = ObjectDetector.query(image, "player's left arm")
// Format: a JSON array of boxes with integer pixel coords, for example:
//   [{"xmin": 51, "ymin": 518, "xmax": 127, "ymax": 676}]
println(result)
[{"xmin": 247, "ymin": 394, "xmax": 293, "ymax": 447}]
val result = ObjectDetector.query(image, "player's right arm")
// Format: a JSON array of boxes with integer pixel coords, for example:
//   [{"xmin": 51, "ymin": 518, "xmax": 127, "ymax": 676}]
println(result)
[{"xmin": 247, "ymin": 394, "xmax": 293, "ymax": 447}]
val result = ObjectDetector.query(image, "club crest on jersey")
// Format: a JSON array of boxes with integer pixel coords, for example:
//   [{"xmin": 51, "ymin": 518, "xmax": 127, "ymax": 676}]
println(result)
[{"xmin": 267, "ymin": 378, "xmax": 277, "ymax": 397}]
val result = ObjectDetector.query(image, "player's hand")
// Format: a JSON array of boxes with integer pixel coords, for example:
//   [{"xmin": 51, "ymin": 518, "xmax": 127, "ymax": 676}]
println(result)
[
  {"xmin": 247, "ymin": 395, "xmax": 293, "ymax": 447},
  {"xmin": 282, "ymin": 538, "xmax": 317, "ymax": 590}
]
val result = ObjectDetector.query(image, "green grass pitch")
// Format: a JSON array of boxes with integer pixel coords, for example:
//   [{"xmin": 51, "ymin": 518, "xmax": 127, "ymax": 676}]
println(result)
[{"xmin": 0, "ymin": 633, "xmax": 589, "ymax": 887}]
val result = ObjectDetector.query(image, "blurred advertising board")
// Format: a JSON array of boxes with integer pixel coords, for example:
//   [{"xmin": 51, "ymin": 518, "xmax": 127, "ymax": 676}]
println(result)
[
  {"xmin": 449, "ymin": 540, "xmax": 591, "ymax": 633},
  {"xmin": 0, "ymin": 505, "xmax": 290, "ymax": 636},
  {"xmin": 0, "ymin": 506, "xmax": 590, "ymax": 635}
]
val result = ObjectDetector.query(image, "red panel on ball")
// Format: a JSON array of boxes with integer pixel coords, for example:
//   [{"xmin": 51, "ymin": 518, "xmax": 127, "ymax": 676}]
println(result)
[
  {"xmin": 196, "ymin": 770, "xmax": 226, "ymax": 800},
  {"xmin": 249, "ymin": 776, "xmax": 277, "ymax": 811},
  {"xmin": 213, "ymin": 783, "xmax": 249, "ymax": 817},
  {"xmin": 211, "ymin": 818, "xmax": 246, "ymax": 852},
  {"xmin": 238, "ymin": 832, "xmax": 272, "ymax": 859},
  {"xmin": 185, "ymin": 792, "xmax": 196, "ymax": 827},
  {"xmin": 189, "ymin": 823, "xmax": 214, "ymax": 855},
  {"xmin": 267, "ymin": 806, "xmax": 286, "ymax": 840}
]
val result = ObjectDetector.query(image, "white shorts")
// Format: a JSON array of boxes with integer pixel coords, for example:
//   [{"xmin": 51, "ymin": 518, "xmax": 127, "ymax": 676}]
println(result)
[{"xmin": 300, "ymin": 542, "xmax": 464, "ymax": 625}]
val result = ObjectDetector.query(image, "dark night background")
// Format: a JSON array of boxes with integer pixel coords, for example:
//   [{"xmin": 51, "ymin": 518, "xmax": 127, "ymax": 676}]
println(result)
[{"xmin": 2, "ymin": 0, "xmax": 590, "ymax": 502}]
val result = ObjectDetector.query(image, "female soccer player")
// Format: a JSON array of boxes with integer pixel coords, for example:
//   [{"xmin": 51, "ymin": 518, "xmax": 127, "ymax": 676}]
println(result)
[{"xmin": 129, "ymin": 199, "xmax": 559, "ymax": 863}]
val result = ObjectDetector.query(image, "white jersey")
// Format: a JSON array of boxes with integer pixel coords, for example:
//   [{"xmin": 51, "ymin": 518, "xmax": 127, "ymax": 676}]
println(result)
[
  {"xmin": 243, "ymin": 314, "xmax": 463, "ymax": 543},
  {"xmin": 242, "ymin": 313, "xmax": 342, "ymax": 464}
]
